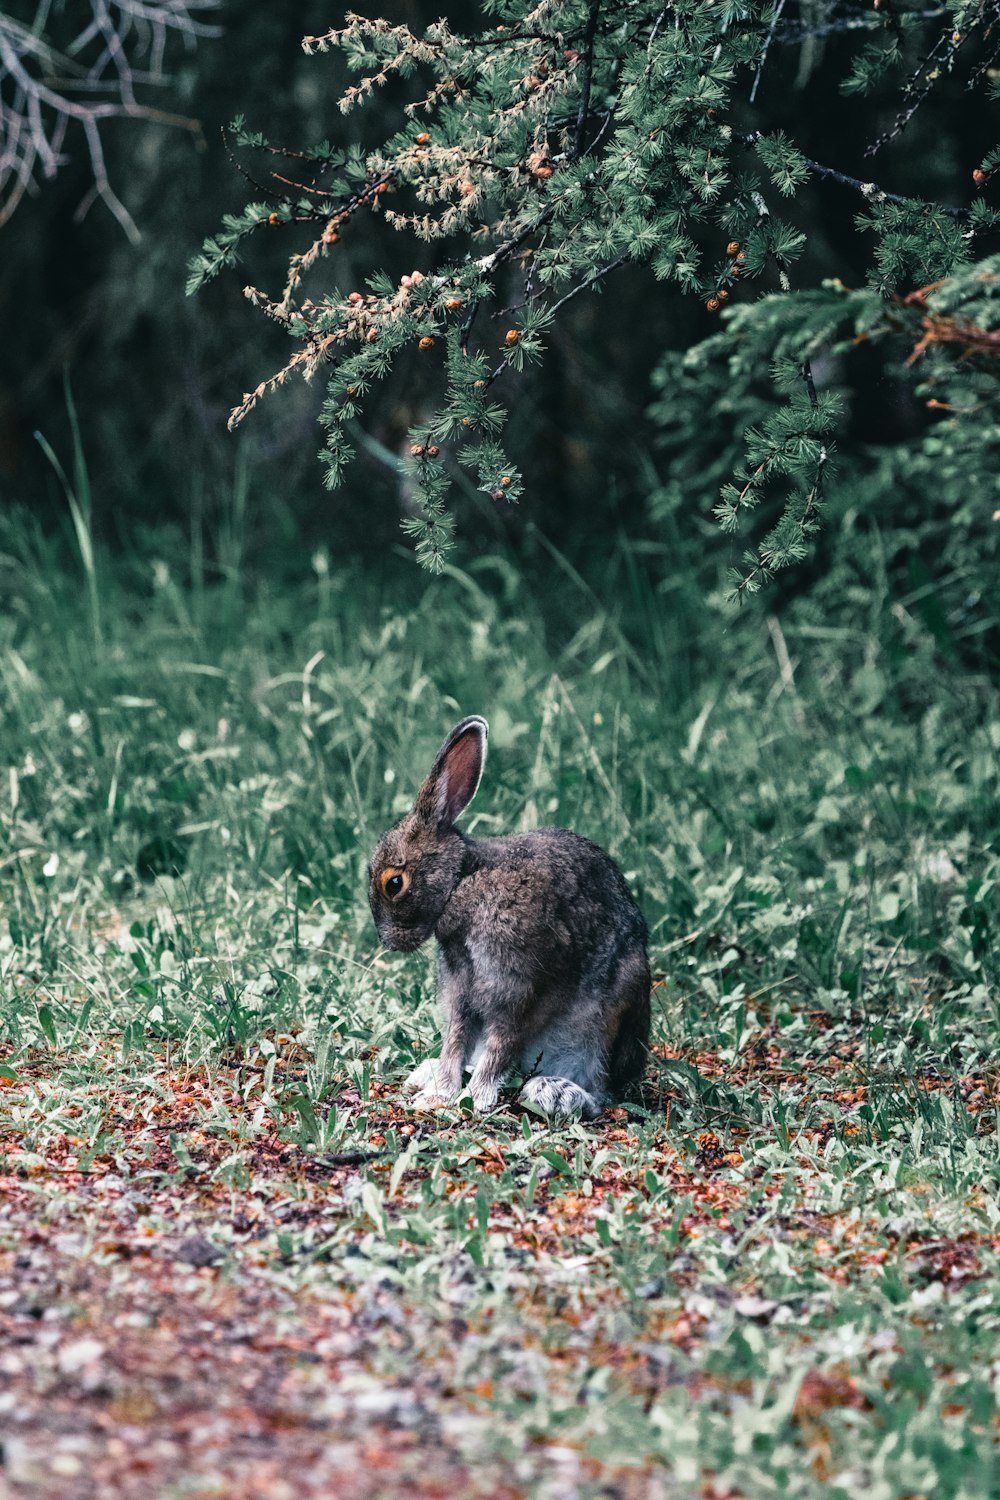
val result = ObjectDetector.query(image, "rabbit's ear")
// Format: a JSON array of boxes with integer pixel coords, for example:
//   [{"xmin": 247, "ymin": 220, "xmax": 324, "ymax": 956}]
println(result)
[{"xmin": 415, "ymin": 716, "xmax": 488, "ymax": 831}]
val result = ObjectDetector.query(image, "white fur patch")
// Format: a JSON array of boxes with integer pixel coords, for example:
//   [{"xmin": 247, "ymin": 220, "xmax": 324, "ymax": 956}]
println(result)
[
  {"xmin": 469, "ymin": 1068, "xmax": 501, "ymax": 1113},
  {"xmin": 519, "ymin": 1076, "xmax": 600, "ymax": 1119},
  {"xmin": 404, "ymin": 1057, "xmax": 441, "ymax": 1093}
]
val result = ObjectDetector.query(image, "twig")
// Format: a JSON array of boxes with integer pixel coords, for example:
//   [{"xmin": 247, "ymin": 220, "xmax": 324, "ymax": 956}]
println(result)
[
  {"xmin": 547, "ymin": 254, "xmax": 630, "ymax": 317},
  {"xmin": 268, "ymin": 172, "xmax": 338, "ymax": 199},
  {"xmin": 749, "ymin": 0, "xmax": 785, "ymax": 105},
  {"xmin": 573, "ymin": 0, "xmax": 602, "ymax": 158},
  {"xmin": 482, "ymin": 257, "xmax": 630, "ymax": 390},
  {"xmin": 645, "ymin": 8, "xmax": 669, "ymax": 60},
  {"xmin": 477, "ymin": 199, "xmax": 559, "ymax": 276},
  {"xmin": 221, "ymin": 125, "xmax": 281, "ymax": 203},
  {"xmin": 805, "ymin": 157, "xmax": 967, "ymax": 219},
  {"xmin": 866, "ymin": 22, "xmax": 964, "ymax": 157},
  {"xmin": 311, "ymin": 1149, "xmax": 390, "ymax": 1167},
  {"xmin": 460, "ymin": 300, "xmax": 481, "ymax": 357},
  {"xmin": 735, "ymin": 133, "xmax": 968, "ymax": 220}
]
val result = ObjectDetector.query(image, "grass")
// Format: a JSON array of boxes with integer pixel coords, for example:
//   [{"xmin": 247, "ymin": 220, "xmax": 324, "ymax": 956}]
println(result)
[{"xmin": 0, "ymin": 500, "xmax": 998, "ymax": 1499}]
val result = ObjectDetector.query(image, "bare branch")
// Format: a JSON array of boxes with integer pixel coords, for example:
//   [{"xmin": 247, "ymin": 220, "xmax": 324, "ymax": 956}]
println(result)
[{"xmin": 0, "ymin": 0, "xmax": 219, "ymax": 233}]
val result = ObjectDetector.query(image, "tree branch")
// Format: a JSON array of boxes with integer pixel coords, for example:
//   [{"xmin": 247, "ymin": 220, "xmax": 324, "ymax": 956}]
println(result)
[
  {"xmin": 547, "ymin": 254, "xmax": 630, "ymax": 317},
  {"xmin": 0, "ymin": 1, "xmax": 219, "ymax": 232},
  {"xmin": 735, "ymin": 132, "xmax": 969, "ymax": 220},
  {"xmin": 573, "ymin": 0, "xmax": 602, "ymax": 159}
]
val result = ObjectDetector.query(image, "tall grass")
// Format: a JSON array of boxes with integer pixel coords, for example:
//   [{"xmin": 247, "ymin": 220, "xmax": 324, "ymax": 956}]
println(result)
[{"xmin": 1, "ymin": 475, "xmax": 996, "ymax": 1079}]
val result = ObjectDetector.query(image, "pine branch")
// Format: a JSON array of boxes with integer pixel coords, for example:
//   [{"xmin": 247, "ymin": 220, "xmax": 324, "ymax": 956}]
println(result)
[
  {"xmin": 195, "ymin": 0, "xmax": 999, "ymax": 578},
  {"xmin": 865, "ymin": 20, "xmax": 965, "ymax": 157},
  {"xmin": 736, "ymin": 133, "xmax": 970, "ymax": 220}
]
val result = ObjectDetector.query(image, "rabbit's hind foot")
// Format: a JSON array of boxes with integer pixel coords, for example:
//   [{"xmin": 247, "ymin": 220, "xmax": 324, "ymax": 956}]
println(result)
[{"xmin": 519, "ymin": 1075, "xmax": 601, "ymax": 1120}]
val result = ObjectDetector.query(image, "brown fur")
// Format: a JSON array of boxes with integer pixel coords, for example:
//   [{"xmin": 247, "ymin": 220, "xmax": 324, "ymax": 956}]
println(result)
[{"xmin": 368, "ymin": 717, "xmax": 651, "ymax": 1117}]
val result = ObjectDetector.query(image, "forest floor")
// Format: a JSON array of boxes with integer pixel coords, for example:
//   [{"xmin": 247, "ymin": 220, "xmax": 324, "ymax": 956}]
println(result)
[{"xmin": 1, "ymin": 536, "xmax": 998, "ymax": 1498}]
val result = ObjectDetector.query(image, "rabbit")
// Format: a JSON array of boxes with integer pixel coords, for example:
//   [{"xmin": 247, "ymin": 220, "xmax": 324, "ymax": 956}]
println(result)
[{"xmin": 368, "ymin": 715, "xmax": 650, "ymax": 1118}]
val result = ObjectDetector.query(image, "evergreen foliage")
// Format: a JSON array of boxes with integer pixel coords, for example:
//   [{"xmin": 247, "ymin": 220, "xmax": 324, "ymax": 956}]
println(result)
[
  {"xmin": 650, "ymin": 260, "xmax": 1000, "ymax": 611},
  {"xmin": 190, "ymin": 1, "xmax": 1000, "ymax": 585}
]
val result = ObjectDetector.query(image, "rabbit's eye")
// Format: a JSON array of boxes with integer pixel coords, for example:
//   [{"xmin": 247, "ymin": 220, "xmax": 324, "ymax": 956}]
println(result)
[{"xmin": 379, "ymin": 868, "xmax": 410, "ymax": 900}]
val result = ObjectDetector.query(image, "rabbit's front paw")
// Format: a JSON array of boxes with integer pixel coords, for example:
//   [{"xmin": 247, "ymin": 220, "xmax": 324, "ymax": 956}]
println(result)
[
  {"xmin": 411, "ymin": 1087, "xmax": 449, "ymax": 1108},
  {"xmin": 469, "ymin": 1076, "xmax": 502, "ymax": 1114},
  {"xmin": 407, "ymin": 1057, "xmax": 464, "ymax": 1108},
  {"xmin": 404, "ymin": 1057, "xmax": 441, "ymax": 1094}
]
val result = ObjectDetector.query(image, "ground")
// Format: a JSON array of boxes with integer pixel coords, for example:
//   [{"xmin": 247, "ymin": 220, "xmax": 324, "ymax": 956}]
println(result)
[{"xmin": 3, "ymin": 1004, "xmax": 998, "ymax": 1498}]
